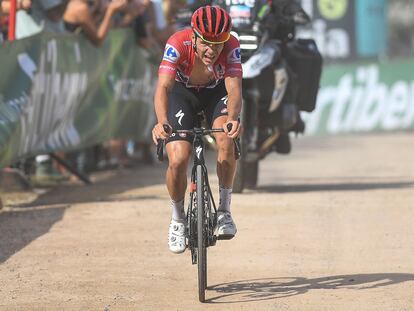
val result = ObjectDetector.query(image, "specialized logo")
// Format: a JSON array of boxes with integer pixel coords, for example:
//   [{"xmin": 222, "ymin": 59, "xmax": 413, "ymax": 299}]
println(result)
[
  {"xmin": 175, "ymin": 109, "xmax": 185, "ymax": 126},
  {"xmin": 196, "ymin": 146, "xmax": 203, "ymax": 159},
  {"xmin": 163, "ymin": 44, "xmax": 180, "ymax": 63},
  {"xmin": 228, "ymin": 47, "xmax": 241, "ymax": 64},
  {"xmin": 221, "ymin": 95, "xmax": 229, "ymax": 106}
]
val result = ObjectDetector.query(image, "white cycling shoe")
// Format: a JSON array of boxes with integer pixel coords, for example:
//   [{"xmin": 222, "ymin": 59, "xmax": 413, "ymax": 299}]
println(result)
[
  {"xmin": 168, "ymin": 219, "xmax": 187, "ymax": 254},
  {"xmin": 217, "ymin": 211, "xmax": 237, "ymax": 240}
]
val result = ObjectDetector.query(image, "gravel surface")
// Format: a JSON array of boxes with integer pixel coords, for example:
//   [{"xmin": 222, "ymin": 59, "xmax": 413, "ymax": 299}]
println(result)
[{"xmin": 1, "ymin": 132, "xmax": 413, "ymax": 310}]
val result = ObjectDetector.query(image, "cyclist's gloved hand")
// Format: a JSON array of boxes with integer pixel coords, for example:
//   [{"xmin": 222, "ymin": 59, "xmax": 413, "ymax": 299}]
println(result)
[
  {"xmin": 224, "ymin": 120, "xmax": 242, "ymax": 139},
  {"xmin": 152, "ymin": 122, "xmax": 172, "ymax": 145}
]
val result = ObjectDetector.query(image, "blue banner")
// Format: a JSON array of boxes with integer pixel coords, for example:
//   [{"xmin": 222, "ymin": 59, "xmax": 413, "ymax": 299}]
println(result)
[{"xmin": 355, "ymin": 0, "xmax": 387, "ymax": 58}]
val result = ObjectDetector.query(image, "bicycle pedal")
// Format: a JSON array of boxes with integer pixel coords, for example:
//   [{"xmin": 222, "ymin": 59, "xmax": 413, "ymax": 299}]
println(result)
[{"xmin": 216, "ymin": 234, "xmax": 235, "ymax": 240}]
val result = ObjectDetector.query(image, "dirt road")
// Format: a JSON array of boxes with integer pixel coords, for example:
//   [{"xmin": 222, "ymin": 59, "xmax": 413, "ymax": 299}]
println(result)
[{"xmin": 1, "ymin": 132, "xmax": 414, "ymax": 310}]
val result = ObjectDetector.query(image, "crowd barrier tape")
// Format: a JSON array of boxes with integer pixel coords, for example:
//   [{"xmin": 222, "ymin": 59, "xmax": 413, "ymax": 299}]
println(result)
[
  {"xmin": 302, "ymin": 59, "xmax": 414, "ymax": 135},
  {"xmin": 0, "ymin": 29, "xmax": 156, "ymax": 168}
]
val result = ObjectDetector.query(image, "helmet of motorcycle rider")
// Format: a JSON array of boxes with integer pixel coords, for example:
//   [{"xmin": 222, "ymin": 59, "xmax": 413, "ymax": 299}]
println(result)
[{"xmin": 191, "ymin": 6, "xmax": 232, "ymax": 44}]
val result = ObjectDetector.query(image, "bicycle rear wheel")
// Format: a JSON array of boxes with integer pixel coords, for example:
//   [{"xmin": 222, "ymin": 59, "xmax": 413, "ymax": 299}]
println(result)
[{"xmin": 196, "ymin": 165, "xmax": 207, "ymax": 302}]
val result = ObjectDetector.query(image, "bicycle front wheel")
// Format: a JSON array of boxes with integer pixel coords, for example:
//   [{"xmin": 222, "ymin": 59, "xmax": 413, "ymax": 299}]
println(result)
[{"xmin": 196, "ymin": 164, "xmax": 207, "ymax": 302}]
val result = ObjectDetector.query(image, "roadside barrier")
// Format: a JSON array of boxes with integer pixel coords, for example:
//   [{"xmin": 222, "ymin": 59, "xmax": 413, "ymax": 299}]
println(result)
[{"xmin": 0, "ymin": 29, "xmax": 157, "ymax": 168}]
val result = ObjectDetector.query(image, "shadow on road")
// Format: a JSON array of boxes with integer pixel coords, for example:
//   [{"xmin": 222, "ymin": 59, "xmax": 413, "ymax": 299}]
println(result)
[
  {"xmin": 0, "ymin": 163, "xmax": 167, "ymax": 263},
  {"xmin": 255, "ymin": 181, "xmax": 414, "ymax": 193},
  {"xmin": 206, "ymin": 273, "xmax": 414, "ymax": 303},
  {"xmin": 0, "ymin": 205, "xmax": 68, "ymax": 263},
  {"xmin": 9, "ymin": 163, "xmax": 167, "ymax": 208}
]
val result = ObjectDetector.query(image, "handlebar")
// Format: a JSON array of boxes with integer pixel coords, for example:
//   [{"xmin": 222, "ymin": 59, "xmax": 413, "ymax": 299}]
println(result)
[{"xmin": 156, "ymin": 124, "xmax": 241, "ymax": 162}]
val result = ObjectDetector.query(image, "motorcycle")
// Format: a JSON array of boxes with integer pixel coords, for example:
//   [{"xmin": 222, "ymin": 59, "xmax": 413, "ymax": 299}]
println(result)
[{"xmin": 213, "ymin": 0, "xmax": 323, "ymax": 193}]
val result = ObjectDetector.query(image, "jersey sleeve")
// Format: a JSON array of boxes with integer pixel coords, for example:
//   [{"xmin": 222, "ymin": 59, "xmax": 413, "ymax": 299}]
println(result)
[
  {"xmin": 224, "ymin": 35, "xmax": 243, "ymax": 78},
  {"xmin": 158, "ymin": 34, "xmax": 183, "ymax": 76}
]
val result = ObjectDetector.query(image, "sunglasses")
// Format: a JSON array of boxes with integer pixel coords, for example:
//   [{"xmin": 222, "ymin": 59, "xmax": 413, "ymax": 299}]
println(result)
[{"xmin": 194, "ymin": 29, "xmax": 231, "ymax": 45}]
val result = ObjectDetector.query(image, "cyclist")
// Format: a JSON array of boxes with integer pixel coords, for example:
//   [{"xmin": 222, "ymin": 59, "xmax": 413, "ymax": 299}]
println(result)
[{"xmin": 152, "ymin": 5, "xmax": 242, "ymax": 254}]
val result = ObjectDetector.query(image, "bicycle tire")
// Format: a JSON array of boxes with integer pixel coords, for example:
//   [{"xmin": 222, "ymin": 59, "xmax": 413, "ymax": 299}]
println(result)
[{"xmin": 196, "ymin": 165, "xmax": 207, "ymax": 302}]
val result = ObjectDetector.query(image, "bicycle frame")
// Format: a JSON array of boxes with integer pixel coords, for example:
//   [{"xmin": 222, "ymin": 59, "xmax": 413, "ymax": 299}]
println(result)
[
  {"xmin": 156, "ymin": 124, "xmax": 240, "ymax": 302},
  {"xmin": 186, "ymin": 128, "xmax": 219, "ymax": 265}
]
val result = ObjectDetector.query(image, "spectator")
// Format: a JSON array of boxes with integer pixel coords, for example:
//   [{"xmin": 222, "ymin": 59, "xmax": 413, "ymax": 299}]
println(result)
[
  {"xmin": 24, "ymin": 1, "xmax": 70, "ymax": 180},
  {"xmin": 164, "ymin": 0, "xmax": 207, "ymax": 31},
  {"xmin": 109, "ymin": 0, "xmax": 163, "ymax": 165},
  {"xmin": 14, "ymin": 1, "xmax": 44, "ymax": 39},
  {"xmin": 63, "ymin": 0, "xmax": 127, "ymax": 46},
  {"xmin": 146, "ymin": 0, "xmax": 173, "ymax": 45},
  {"xmin": 31, "ymin": 0, "xmax": 68, "ymax": 33},
  {"xmin": 1, "ymin": 0, "xmax": 32, "ymax": 13},
  {"xmin": 129, "ymin": 1, "xmax": 163, "ymax": 56},
  {"xmin": 1, "ymin": 0, "xmax": 68, "ymax": 39},
  {"xmin": 114, "ymin": 0, "xmax": 146, "ymax": 28},
  {"xmin": 61, "ymin": 0, "xmax": 129, "ymax": 172},
  {"xmin": 0, "ymin": 0, "xmax": 69, "ymax": 183},
  {"xmin": 131, "ymin": 1, "xmax": 161, "ymax": 164},
  {"xmin": 14, "ymin": 1, "xmax": 45, "ymax": 39}
]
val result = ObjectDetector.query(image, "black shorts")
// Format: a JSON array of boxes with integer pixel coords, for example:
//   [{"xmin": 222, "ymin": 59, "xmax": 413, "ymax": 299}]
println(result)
[{"xmin": 166, "ymin": 81, "xmax": 229, "ymax": 144}]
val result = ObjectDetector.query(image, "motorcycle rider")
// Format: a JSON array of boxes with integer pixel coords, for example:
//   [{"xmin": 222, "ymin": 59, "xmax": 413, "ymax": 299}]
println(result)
[
  {"xmin": 167, "ymin": 0, "xmax": 309, "ymax": 154},
  {"xmin": 152, "ymin": 6, "xmax": 242, "ymax": 253},
  {"xmin": 245, "ymin": 0, "xmax": 310, "ymax": 154}
]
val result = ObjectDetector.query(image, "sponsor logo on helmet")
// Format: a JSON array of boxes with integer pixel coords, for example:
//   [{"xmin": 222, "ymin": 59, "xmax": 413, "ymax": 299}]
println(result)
[
  {"xmin": 228, "ymin": 47, "xmax": 241, "ymax": 64},
  {"xmin": 163, "ymin": 44, "xmax": 180, "ymax": 63},
  {"xmin": 179, "ymin": 132, "xmax": 187, "ymax": 138}
]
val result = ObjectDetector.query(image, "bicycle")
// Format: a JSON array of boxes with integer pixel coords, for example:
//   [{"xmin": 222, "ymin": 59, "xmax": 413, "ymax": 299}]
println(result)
[{"xmin": 157, "ymin": 123, "xmax": 240, "ymax": 302}]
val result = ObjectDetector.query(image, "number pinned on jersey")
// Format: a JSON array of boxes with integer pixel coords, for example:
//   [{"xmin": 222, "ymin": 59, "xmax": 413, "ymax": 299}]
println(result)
[
  {"xmin": 163, "ymin": 44, "xmax": 180, "ymax": 63},
  {"xmin": 228, "ymin": 47, "xmax": 241, "ymax": 64}
]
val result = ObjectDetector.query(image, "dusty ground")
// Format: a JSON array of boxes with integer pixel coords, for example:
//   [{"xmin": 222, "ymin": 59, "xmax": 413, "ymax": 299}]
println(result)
[{"xmin": 0, "ymin": 132, "xmax": 414, "ymax": 310}]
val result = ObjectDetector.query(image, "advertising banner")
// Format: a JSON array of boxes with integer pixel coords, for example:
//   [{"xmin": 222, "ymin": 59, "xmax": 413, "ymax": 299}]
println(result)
[
  {"xmin": 299, "ymin": 0, "xmax": 387, "ymax": 62},
  {"xmin": 355, "ymin": 0, "xmax": 387, "ymax": 58},
  {"xmin": 0, "ymin": 29, "xmax": 157, "ymax": 168},
  {"xmin": 302, "ymin": 59, "xmax": 414, "ymax": 135}
]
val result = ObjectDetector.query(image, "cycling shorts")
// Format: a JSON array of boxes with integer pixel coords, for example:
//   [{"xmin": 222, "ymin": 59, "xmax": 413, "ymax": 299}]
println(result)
[{"xmin": 166, "ymin": 81, "xmax": 228, "ymax": 144}]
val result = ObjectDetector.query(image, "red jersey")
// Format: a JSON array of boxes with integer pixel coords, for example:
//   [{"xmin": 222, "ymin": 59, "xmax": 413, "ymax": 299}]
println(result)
[{"xmin": 158, "ymin": 28, "xmax": 243, "ymax": 89}]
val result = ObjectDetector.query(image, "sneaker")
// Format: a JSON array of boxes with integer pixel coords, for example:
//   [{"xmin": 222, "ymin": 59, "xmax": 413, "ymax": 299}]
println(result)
[
  {"xmin": 168, "ymin": 219, "xmax": 187, "ymax": 254},
  {"xmin": 217, "ymin": 211, "xmax": 237, "ymax": 240}
]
